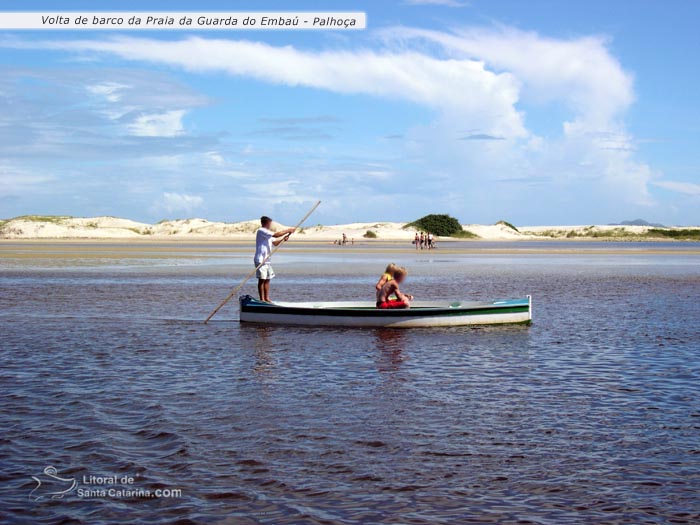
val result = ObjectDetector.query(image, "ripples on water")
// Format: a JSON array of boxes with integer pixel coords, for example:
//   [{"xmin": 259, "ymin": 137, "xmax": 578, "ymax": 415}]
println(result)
[{"xmin": 1, "ymin": 245, "xmax": 699, "ymax": 524}]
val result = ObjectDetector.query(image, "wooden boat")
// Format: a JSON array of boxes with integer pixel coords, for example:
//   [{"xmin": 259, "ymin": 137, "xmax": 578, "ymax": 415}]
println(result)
[{"xmin": 239, "ymin": 295, "xmax": 531, "ymax": 328}]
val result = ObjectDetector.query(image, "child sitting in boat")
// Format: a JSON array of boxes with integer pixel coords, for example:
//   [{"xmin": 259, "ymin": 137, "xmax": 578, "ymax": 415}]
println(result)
[
  {"xmin": 375, "ymin": 263, "xmax": 398, "ymax": 292},
  {"xmin": 376, "ymin": 266, "xmax": 413, "ymax": 309}
]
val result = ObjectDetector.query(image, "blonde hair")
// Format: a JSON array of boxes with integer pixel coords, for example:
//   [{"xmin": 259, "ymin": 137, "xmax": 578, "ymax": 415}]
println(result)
[
  {"xmin": 394, "ymin": 266, "xmax": 408, "ymax": 278},
  {"xmin": 384, "ymin": 262, "xmax": 399, "ymax": 276}
]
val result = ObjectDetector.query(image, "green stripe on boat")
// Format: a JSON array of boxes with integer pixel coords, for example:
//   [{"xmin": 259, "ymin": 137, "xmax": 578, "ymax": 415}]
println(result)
[{"xmin": 238, "ymin": 295, "xmax": 532, "ymax": 328}]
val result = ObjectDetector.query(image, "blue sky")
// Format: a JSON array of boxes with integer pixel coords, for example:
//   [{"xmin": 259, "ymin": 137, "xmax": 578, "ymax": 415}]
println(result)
[{"xmin": 1, "ymin": 0, "xmax": 699, "ymax": 225}]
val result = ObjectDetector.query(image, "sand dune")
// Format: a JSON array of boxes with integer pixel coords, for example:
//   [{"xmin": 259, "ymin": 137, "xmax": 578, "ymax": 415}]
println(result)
[{"xmin": 0, "ymin": 215, "xmax": 697, "ymax": 241}]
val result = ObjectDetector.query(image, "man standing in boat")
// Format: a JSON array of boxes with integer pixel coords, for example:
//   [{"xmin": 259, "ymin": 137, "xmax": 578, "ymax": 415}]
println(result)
[{"xmin": 255, "ymin": 216, "xmax": 296, "ymax": 302}]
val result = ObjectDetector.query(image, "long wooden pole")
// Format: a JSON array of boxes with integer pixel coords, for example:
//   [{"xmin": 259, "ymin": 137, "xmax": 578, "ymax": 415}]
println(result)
[{"xmin": 204, "ymin": 200, "xmax": 321, "ymax": 323}]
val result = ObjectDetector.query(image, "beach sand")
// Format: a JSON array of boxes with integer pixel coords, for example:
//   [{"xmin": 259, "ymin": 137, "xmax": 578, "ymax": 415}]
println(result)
[{"xmin": 2, "ymin": 240, "xmax": 699, "ymax": 271}]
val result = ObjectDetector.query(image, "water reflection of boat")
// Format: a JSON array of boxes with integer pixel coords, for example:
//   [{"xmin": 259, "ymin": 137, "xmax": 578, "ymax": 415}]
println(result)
[
  {"xmin": 250, "ymin": 326, "xmax": 275, "ymax": 375},
  {"xmin": 240, "ymin": 295, "xmax": 531, "ymax": 328},
  {"xmin": 375, "ymin": 329, "xmax": 407, "ymax": 372}
]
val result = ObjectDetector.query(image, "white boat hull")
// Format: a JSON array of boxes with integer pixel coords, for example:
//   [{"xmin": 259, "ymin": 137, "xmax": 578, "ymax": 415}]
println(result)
[{"xmin": 239, "ymin": 296, "xmax": 532, "ymax": 328}]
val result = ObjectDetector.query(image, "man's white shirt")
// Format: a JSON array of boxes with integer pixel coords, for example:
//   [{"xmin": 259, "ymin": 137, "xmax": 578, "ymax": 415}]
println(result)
[{"xmin": 255, "ymin": 227, "xmax": 275, "ymax": 265}]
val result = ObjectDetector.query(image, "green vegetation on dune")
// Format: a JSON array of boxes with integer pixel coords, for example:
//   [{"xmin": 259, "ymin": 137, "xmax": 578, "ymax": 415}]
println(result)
[
  {"xmin": 496, "ymin": 220, "xmax": 519, "ymax": 232},
  {"xmin": 527, "ymin": 230, "xmax": 557, "ymax": 238},
  {"xmin": 122, "ymin": 227, "xmax": 152, "ymax": 235},
  {"xmin": 532, "ymin": 226, "xmax": 700, "ymax": 241},
  {"xmin": 646, "ymin": 228, "xmax": 700, "ymax": 240},
  {"xmin": 405, "ymin": 214, "xmax": 479, "ymax": 238},
  {"xmin": 405, "ymin": 214, "xmax": 464, "ymax": 236},
  {"xmin": 452, "ymin": 229, "xmax": 479, "ymax": 239},
  {"xmin": 565, "ymin": 227, "xmax": 632, "ymax": 239},
  {"xmin": 363, "ymin": 230, "xmax": 378, "ymax": 239},
  {"xmin": 13, "ymin": 215, "xmax": 72, "ymax": 223}
]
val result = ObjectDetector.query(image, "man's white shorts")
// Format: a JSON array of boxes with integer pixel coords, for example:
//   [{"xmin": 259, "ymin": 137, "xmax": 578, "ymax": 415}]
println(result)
[{"xmin": 256, "ymin": 263, "xmax": 275, "ymax": 280}]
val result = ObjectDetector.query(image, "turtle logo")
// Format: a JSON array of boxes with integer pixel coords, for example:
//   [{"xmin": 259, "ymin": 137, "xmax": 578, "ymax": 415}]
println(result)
[{"xmin": 29, "ymin": 466, "xmax": 78, "ymax": 501}]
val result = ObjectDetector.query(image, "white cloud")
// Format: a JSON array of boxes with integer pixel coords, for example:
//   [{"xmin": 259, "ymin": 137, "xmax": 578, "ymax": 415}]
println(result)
[
  {"xmin": 127, "ymin": 109, "xmax": 186, "ymax": 137},
  {"xmin": 0, "ymin": 30, "xmax": 681, "ymax": 221},
  {"xmin": 0, "ymin": 163, "xmax": 55, "ymax": 197},
  {"xmin": 653, "ymin": 180, "xmax": 700, "ymax": 196},
  {"xmin": 13, "ymin": 36, "xmax": 526, "ymax": 139},
  {"xmin": 205, "ymin": 151, "xmax": 225, "ymax": 166},
  {"xmin": 379, "ymin": 26, "xmax": 656, "ymax": 208},
  {"xmin": 4, "ymin": 32, "xmax": 638, "ymax": 143},
  {"xmin": 383, "ymin": 26, "xmax": 634, "ymax": 133},
  {"xmin": 151, "ymin": 192, "xmax": 204, "ymax": 215},
  {"xmin": 242, "ymin": 179, "xmax": 300, "ymax": 199},
  {"xmin": 86, "ymin": 81, "xmax": 130, "ymax": 102}
]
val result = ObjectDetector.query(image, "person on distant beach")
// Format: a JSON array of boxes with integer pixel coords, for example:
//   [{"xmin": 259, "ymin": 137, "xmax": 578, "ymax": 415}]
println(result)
[
  {"xmin": 376, "ymin": 267, "xmax": 413, "ymax": 309},
  {"xmin": 419, "ymin": 232, "xmax": 425, "ymax": 250},
  {"xmin": 427, "ymin": 232, "xmax": 434, "ymax": 249},
  {"xmin": 255, "ymin": 216, "xmax": 296, "ymax": 302},
  {"xmin": 414, "ymin": 232, "xmax": 420, "ymax": 249},
  {"xmin": 342, "ymin": 233, "xmax": 347, "ymax": 246},
  {"xmin": 375, "ymin": 263, "xmax": 398, "ymax": 292}
]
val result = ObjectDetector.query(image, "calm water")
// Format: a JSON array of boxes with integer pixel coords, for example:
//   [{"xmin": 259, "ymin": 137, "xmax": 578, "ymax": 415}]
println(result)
[{"xmin": 1, "ymin": 243, "xmax": 699, "ymax": 524}]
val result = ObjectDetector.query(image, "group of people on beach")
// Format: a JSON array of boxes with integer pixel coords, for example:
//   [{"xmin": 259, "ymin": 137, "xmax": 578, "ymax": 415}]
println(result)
[
  {"xmin": 333, "ymin": 233, "xmax": 353, "ymax": 245},
  {"xmin": 255, "ymin": 215, "xmax": 412, "ymax": 308},
  {"xmin": 414, "ymin": 232, "xmax": 435, "ymax": 250}
]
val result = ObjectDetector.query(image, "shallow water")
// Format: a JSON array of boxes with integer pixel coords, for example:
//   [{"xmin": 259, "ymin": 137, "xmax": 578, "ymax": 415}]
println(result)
[{"xmin": 1, "ymin": 242, "xmax": 699, "ymax": 524}]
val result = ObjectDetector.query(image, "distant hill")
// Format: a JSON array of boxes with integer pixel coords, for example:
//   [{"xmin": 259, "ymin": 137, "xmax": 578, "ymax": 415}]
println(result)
[{"xmin": 613, "ymin": 218, "xmax": 667, "ymax": 228}]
